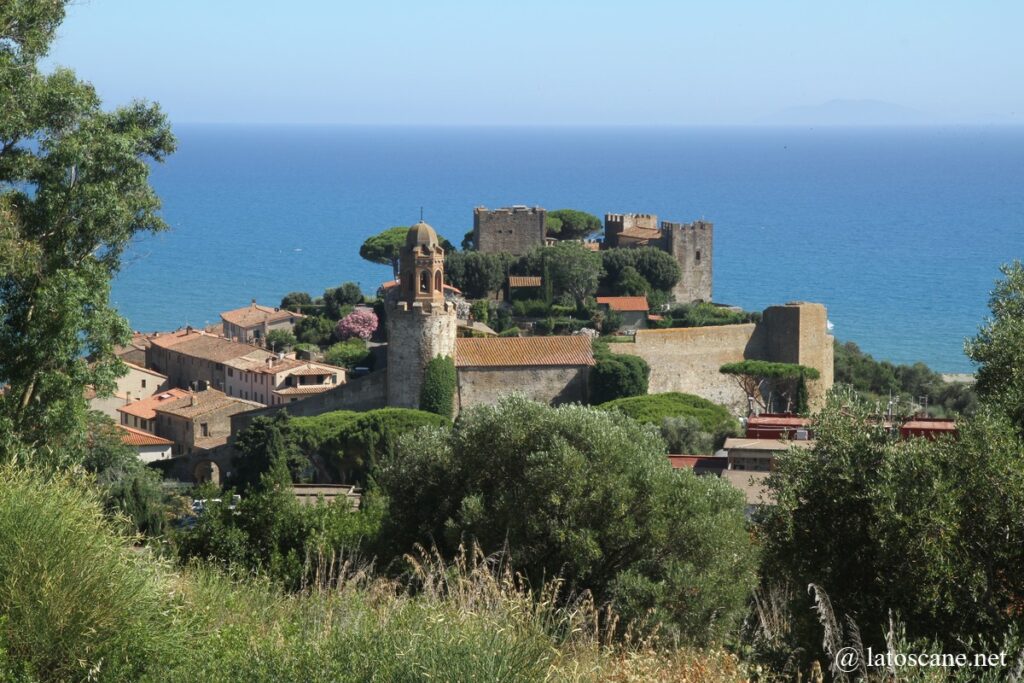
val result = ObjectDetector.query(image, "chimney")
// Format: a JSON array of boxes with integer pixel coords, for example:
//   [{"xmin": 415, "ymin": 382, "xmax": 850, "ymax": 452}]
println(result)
[
  {"xmin": 189, "ymin": 391, "xmax": 196, "ymax": 407},
  {"xmin": 251, "ymin": 298, "xmax": 257, "ymax": 307}
]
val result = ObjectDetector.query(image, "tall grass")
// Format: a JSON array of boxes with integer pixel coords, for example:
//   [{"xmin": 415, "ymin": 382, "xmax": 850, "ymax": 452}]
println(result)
[{"xmin": 0, "ymin": 465, "xmax": 189, "ymax": 681}]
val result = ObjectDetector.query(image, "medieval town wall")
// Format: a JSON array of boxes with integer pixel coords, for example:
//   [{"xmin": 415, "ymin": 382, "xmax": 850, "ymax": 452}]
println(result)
[
  {"xmin": 661, "ymin": 220, "xmax": 713, "ymax": 303},
  {"xmin": 456, "ymin": 366, "xmax": 589, "ymax": 411}
]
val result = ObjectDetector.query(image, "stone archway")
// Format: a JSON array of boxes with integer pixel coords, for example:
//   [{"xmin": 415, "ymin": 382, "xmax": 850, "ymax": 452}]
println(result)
[{"xmin": 193, "ymin": 460, "xmax": 221, "ymax": 486}]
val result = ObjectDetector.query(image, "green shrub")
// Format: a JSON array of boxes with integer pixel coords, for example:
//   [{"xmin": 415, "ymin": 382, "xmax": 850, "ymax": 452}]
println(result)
[
  {"xmin": 669, "ymin": 303, "xmax": 759, "ymax": 328},
  {"xmin": 512, "ymin": 299, "xmax": 550, "ymax": 318},
  {"xmin": 0, "ymin": 466, "xmax": 188, "ymax": 681},
  {"xmin": 589, "ymin": 355, "xmax": 650, "ymax": 404},
  {"xmin": 599, "ymin": 392, "xmax": 740, "ymax": 454},
  {"xmin": 469, "ymin": 299, "xmax": 490, "ymax": 324},
  {"xmin": 419, "ymin": 356, "xmax": 456, "ymax": 418},
  {"xmin": 324, "ymin": 338, "xmax": 369, "ymax": 368},
  {"xmin": 375, "ymin": 396, "xmax": 757, "ymax": 644},
  {"xmin": 264, "ymin": 328, "xmax": 296, "ymax": 351}
]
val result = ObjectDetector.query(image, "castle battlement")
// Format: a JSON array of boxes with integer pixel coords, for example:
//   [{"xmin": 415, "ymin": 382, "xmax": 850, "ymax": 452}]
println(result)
[
  {"xmin": 660, "ymin": 220, "xmax": 711, "ymax": 231},
  {"xmin": 474, "ymin": 205, "xmax": 545, "ymax": 215},
  {"xmin": 605, "ymin": 213, "xmax": 657, "ymax": 222},
  {"xmin": 390, "ymin": 300, "xmax": 455, "ymax": 315}
]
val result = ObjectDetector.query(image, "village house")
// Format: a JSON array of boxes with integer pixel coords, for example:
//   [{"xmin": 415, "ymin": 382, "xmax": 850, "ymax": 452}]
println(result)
[
  {"xmin": 723, "ymin": 437, "xmax": 815, "ymax": 472},
  {"xmin": 117, "ymin": 388, "xmax": 192, "ymax": 433},
  {"xmin": 596, "ymin": 295, "xmax": 649, "ymax": 332},
  {"xmin": 221, "ymin": 300, "xmax": 304, "ymax": 344},
  {"xmin": 87, "ymin": 361, "xmax": 171, "ymax": 420},
  {"xmin": 153, "ymin": 387, "xmax": 262, "ymax": 456},
  {"xmin": 146, "ymin": 328, "xmax": 275, "ymax": 391},
  {"xmin": 223, "ymin": 355, "xmax": 345, "ymax": 406},
  {"xmin": 117, "ymin": 425, "xmax": 174, "ymax": 463}
]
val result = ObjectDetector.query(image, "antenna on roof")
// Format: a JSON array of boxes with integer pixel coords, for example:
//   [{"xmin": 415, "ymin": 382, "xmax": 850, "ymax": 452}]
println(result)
[{"xmin": 419, "ymin": 206, "xmax": 424, "ymax": 222}]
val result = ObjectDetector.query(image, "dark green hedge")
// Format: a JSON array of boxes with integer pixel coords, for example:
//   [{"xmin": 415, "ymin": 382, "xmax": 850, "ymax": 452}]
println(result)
[{"xmin": 419, "ymin": 355, "xmax": 457, "ymax": 418}]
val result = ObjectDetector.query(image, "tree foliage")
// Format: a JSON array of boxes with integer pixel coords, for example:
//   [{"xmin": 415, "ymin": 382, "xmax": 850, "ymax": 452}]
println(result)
[
  {"xmin": 601, "ymin": 247, "xmax": 681, "ymax": 295},
  {"xmin": 760, "ymin": 396, "xmax": 1024, "ymax": 653},
  {"xmin": 599, "ymin": 392, "xmax": 740, "ymax": 453},
  {"xmin": 966, "ymin": 260, "xmax": 1024, "ymax": 431},
  {"xmin": 324, "ymin": 338, "xmax": 370, "ymax": 369},
  {"xmin": 323, "ymin": 282, "xmax": 363, "ymax": 319},
  {"xmin": 444, "ymin": 251, "xmax": 514, "ymax": 299},
  {"xmin": 544, "ymin": 242, "xmax": 603, "ymax": 309},
  {"xmin": 419, "ymin": 356, "xmax": 456, "ymax": 418},
  {"xmin": 546, "ymin": 209, "xmax": 601, "ymax": 240},
  {"xmin": 374, "ymin": 396, "xmax": 758, "ymax": 643},
  {"xmin": 264, "ymin": 328, "xmax": 296, "ymax": 351},
  {"xmin": 0, "ymin": 1, "xmax": 175, "ymax": 461},
  {"xmin": 279, "ymin": 291, "xmax": 312, "ymax": 312},
  {"xmin": 719, "ymin": 360, "xmax": 820, "ymax": 413},
  {"xmin": 294, "ymin": 315, "xmax": 334, "ymax": 347},
  {"xmin": 590, "ymin": 354, "xmax": 650, "ymax": 405},
  {"xmin": 359, "ymin": 227, "xmax": 409, "ymax": 277}
]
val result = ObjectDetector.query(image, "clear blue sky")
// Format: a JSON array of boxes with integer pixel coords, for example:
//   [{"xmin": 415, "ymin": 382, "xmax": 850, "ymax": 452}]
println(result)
[{"xmin": 47, "ymin": 0, "xmax": 1023, "ymax": 125}]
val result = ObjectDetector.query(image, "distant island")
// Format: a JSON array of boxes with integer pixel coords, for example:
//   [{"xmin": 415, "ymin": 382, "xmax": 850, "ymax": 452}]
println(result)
[{"xmin": 762, "ymin": 98, "xmax": 932, "ymax": 126}]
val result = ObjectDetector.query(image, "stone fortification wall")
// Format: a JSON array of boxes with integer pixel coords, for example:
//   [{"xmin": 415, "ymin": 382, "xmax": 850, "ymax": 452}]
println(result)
[
  {"xmin": 456, "ymin": 366, "xmax": 589, "ymax": 411},
  {"xmin": 609, "ymin": 302, "xmax": 833, "ymax": 413},
  {"xmin": 610, "ymin": 324, "xmax": 760, "ymax": 412},
  {"xmin": 229, "ymin": 370, "xmax": 388, "ymax": 436},
  {"xmin": 473, "ymin": 206, "xmax": 546, "ymax": 255},
  {"xmin": 661, "ymin": 220, "xmax": 713, "ymax": 303},
  {"xmin": 386, "ymin": 300, "xmax": 458, "ymax": 409},
  {"xmin": 603, "ymin": 213, "xmax": 659, "ymax": 248}
]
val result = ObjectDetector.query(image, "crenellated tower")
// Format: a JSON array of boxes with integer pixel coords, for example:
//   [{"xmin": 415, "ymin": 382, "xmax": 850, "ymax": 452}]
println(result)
[{"xmin": 385, "ymin": 221, "xmax": 458, "ymax": 408}]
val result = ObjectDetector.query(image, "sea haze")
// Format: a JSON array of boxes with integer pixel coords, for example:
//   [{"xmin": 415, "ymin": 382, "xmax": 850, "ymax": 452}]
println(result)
[{"xmin": 116, "ymin": 125, "xmax": 1024, "ymax": 373}]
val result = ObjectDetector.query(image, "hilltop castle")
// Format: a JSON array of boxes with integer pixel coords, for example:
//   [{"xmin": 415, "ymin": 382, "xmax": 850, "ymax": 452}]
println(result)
[{"xmin": 471, "ymin": 205, "xmax": 713, "ymax": 303}]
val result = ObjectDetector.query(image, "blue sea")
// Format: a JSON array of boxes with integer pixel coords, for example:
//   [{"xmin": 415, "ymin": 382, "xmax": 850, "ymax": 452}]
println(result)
[{"xmin": 114, "ymin": 125, "xmax": 1024, "ymax": 373}]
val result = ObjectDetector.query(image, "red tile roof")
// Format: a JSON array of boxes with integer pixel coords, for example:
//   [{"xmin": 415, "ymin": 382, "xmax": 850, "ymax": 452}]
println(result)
[
  {"xmin": 273, "ymin": 384, "xmax": 336, "ymax": 396},
  {"xmin": 221, "ymin": 302, "xmax": 303, "ymax": 328},
  {"xmin": 117, "ymin": 389, "xmax": 192, "ymax": 420},
  {"xmin": 667, "ymin": 455, "xmax": 728, "ymax": 470},
  {"xmin": 596, "ymin": 296, "xmax": 649, "ymax": 312},
  {"xmin": 508, "ymin": 276, "xmax": 542, "ymax": 288},
  {"xmin": 154, "ymin": 389, "xmax": 262, "ymax": 419},
  {"xmin": 118, "ymin": 425, "xmax": 173, "ymax": 447},
  {"xmin": 455, "ymin": 336, "xmax": 594, "ymax": 368}
]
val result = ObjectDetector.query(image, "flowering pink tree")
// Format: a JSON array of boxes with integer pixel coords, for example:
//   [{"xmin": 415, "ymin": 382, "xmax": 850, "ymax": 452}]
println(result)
[{"xmin": 335, "ymin": 308, "xmax": 379, "ymax": 341}]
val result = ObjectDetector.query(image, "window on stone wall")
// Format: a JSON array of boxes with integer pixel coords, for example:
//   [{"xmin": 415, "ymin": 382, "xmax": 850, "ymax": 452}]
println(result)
[
  {"xmin": 696, "ymin": 250, "xmax": 701, "ymax": 262},
  {"xmin": 419, "ymin": 270, "xmax": 430, "ymax": 292},
  {"xmin": 434, "ymin": 270, "xmax": 442, "ymax": 292}
]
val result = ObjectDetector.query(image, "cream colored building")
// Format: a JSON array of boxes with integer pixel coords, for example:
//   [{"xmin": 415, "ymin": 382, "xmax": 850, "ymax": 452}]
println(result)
[
  {"xmin": 224, "ymin": 355, "xmax": 345, "ymax": 406},
  {"xmin": 87, "ymin": 362, "xmax": 171, "ymax": 420},
  {"xmin": 221, "ymin": 301, "xmax": 304, "ymax": 344}
]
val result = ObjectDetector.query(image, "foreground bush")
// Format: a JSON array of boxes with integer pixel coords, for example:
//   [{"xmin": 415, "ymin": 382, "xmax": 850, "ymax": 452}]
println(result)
[
  {"xmin": 0, "ymin": 465, "xmax": 187, "ymax": 681},
  {"xmin": 375, "ymin": 396, "xmax": 758, "ymax": 643}
]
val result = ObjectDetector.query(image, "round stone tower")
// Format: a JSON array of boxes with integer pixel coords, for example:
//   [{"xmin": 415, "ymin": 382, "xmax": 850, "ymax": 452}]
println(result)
[{"xmin": 385, "ymin": 221, "xmax": 458, "ymax": 408}]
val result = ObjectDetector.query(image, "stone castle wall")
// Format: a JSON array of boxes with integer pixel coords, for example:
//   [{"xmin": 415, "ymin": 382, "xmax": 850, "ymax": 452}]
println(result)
[
  {"xmin": 456, "ymin": 366, "xmax": 589, "ymax": 411},
  {"xmin": 604, "ymin": 213, "xmax": 658, "ymax": 248},
  {"xmin": 473, "ymin": 206, "xmax": 546, "ymax": 255},
  {"xmin": 386, "ymin": 300, "xmax": 458, "ymax": 408},
  {"xmin": 610, "ymin": 302, "xmax": 833, "ymax": 413},
  {"xmin": 662, "ymin": 220, "xmax": 713, "ymax": 303}
]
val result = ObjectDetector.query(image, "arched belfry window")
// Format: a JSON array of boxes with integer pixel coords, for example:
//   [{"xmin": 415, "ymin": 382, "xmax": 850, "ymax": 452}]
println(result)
[
  {"xmin": 419, "ymin": 270, "xmax": 430, "ymax": 293},
  {"xmin": 434, "ymin": 270, "xmax": 442, "ymax": 292}
]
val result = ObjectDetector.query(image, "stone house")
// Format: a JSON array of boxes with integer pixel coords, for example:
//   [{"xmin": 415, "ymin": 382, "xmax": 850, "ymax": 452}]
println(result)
[
  {"xmin": 596, "ymin": 296, "xmax": 649, "ymax": 332},
  {"xmin": 87, "ymin": 361, "xmax": 171, "ymax": 420},
  {"xmin": 454, "ymin": 336, "xmax": 594, "ymax": 409},
  {"xmin": 473, "ymin": 206, "xmax": 547, "ymax": 255},
  {"xmin": 147, "ymin": 329, "xmax": 275, "ymax": 391},
  {"xmin": 223, "ymin": 355, "xmax": 345, "ymax": 406},
  {"xmin": 117, "ymin": 388, "xmax": 192, "ymax": 433},
  {"xmin": 723, "ymin": 437, "xmax": 814, "ymax": 472},
  {"xmin": 153, "ymin": 387, "xmax": 262, "ymax": 456},
  {"xmin": 221, "ymin": 300, "xmax": 304, "ymax": 344}
]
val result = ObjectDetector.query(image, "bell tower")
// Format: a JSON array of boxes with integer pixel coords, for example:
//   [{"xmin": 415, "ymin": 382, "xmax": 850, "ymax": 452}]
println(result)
[{"xmin": 385, "ymin": 222, "xmax": 458, "ymax": 408}]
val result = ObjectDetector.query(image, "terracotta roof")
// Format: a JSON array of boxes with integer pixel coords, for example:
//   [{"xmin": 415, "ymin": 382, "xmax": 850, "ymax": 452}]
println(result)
[
  {"xmin": 118, "ymin": 425, "xmax": 173, "ymax": 447},
  {"xmin": 596, "ymin": 296, "xmax": 649, "ymax": 312},
  {"xmin": 747, "ymin": 414, "xmax": 811, "ymax": 429},
  {"xmin": 582, "ymin": 242, "xmax": 601, "ymax": 251},
  {"xmin": 154, "ymin": 389, "xmax": 262, "ymax": 419},
  {"xmin": 117, "ymin": 389, "xmax": 192, "ymax": 420},
  {"xmin": 152, "ymin": 331, "xmax": 269, "ymax": 364},
  {"xmin": 225, "ymin": 354, "xmax": 304, "ymax": 373},
  {"xmin": 273, "ymin": 384, "xmax": 336, "ymax": 396},
  {"xmin": 288, "ymin": 363, "xmax": 341, "ymax": 376},
  {"xmin": 902, "ymin": 419, "xmax": 957, "ymax": 431},
  {"xmin": 618, "ymin": 228, "xmax": 662, "ymax": 240},
  {"xmin": 220, "ymin": 302, "xmax": 302, "ymax": 329},
  {"xmin": 508, "ymin": 276, "xmax": 542, "ymax": 288},
  {"xmin": 667, "ymin": 455, "xmax": 728, "ymax": 470},
  {"xmin": 724, "ymin": 438, "xmax": 815, "ymax": 452},
  {"xmin": 455, "ymin": 336, "xmax": 594, "ymax": 368}
]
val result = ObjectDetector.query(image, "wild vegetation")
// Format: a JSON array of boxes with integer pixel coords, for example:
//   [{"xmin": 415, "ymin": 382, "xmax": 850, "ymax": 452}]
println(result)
[{"xmin": 599, "ymin": 392, "xmax": 740, "ymax": 454}]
